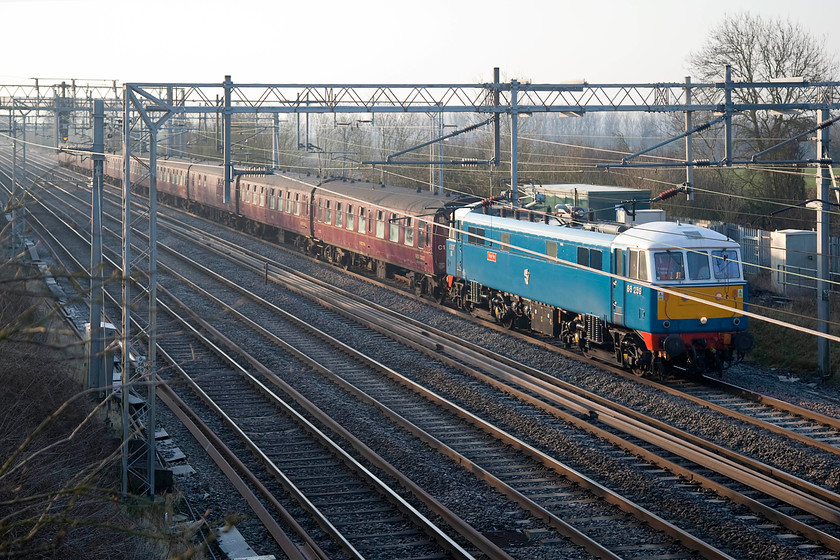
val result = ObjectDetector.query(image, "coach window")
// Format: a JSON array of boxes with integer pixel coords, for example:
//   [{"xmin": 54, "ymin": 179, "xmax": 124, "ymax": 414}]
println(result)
[
  {"xmin": 687, "ymin": 250, "xmax": 710, "ymax": 280},
  {"xmin": 294, "ymin": 193, "xmax": 301, "ymax": 215},
  {"xmin": 654, "ymin": 251, "xmax": 685, "ymax": 281},
  {"xmin": 246, "ymin": 185, "xmax": 252, "ymax": 204},
  {"xmin": 418, "ymin": 222, "xmax": 426, "ymax": 248},
  {"xmin": 375, "ymin": 211, "xmax": 385, "ymax": 239},
  {"xmin": 404, "ymin": 218, "xmax": 414, "ymax": 246},
  {"xmin": 346, "ymin": 204, "xmax": 354, "ymax": 230},
  {"xmin": 260, "ymin": 187, "xmax": 266, "ymax": 207},
  {"xmin": 389, "ymin": 214, "xmax": 400, "ymax": 242},
  {"xmin": 325, "ymin": 200, "xmax": 332, "ymax": 224},
  {"xmin": 335, "ymin": 202, "xmax": 343, "ymax": 227},
  {"xmin": 269, "ymin": 189, "xmax": 275, "ymax": 210}
]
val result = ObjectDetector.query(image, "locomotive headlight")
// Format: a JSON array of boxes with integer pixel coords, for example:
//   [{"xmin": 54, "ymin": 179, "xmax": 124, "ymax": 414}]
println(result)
[{"xmin": 700, "ymin": 316, "xmax": 708, "ymax": 325}]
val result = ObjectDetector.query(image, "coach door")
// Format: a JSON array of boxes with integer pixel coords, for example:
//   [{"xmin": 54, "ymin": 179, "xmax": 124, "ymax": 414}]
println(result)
[
  {"xmin": 433, "ymin": 214, "xmax": 449, "ymax": 275},
  {"xmin": 611, "ymin": 248, "xmax": 626, "ymax": 326}
]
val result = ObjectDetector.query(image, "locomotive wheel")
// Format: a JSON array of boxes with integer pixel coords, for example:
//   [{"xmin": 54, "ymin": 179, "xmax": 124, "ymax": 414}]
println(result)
[{"xmin": 500, "ymin": 311, "xmax": 516, "ymax": 330}]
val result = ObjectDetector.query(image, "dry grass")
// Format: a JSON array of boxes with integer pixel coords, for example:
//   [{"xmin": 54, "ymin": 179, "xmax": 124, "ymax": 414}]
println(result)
[
  {"xmin": 746, "ymin": 273, "xmax": 840, "ymax": 381},
  {"xmin": 0, "ymin": 244, "xmax": 206, "ymax": 558}
]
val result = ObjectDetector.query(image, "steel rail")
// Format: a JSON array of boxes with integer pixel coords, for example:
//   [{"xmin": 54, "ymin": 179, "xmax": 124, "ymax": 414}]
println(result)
[
  {"xmin": 149, "ymin": 265, "xmax": 515, "ymax": 560},
  {"xmin": 151, "ymin": 222, "xmax": 840, "ymax": 552},
  {"xmin": 154, "ymin": 380, "xmax": 326, "ymax": 560},
  {"xmin": 12, "ymin": 186, "xmax": 328, "ymax": 560},
  {"xmin": 15, "ymin": 176, "xmax": 426, "ymax": 558},
  {"xmin": 699, "ymin": 375, "xmax": 840, "ymax": 431},
  {"xmin": 115, "ymin": 244, "xmax": 483, "ymax": 560},
  {"xmin": 284, "ymin": 268, "xmax": 840, "ymax": 551},
  {"xmin": 155, "ymin": 229, "xmax": 735, "ymax": 560},
  {"xmin": 24, "ymin": 150, "xmax": 840, "ymax": 556}
]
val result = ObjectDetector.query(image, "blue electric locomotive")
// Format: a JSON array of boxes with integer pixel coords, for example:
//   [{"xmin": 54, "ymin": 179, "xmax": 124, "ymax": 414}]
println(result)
[{"xmin": 444, "ymin": 203, "xmax": 753, "ymax": 375}]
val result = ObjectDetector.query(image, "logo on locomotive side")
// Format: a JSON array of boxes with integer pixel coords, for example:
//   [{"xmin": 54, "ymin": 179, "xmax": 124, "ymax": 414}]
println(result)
[{"xmin": 487, "ymin": 251, "xmax": 497, "ymax": 262}]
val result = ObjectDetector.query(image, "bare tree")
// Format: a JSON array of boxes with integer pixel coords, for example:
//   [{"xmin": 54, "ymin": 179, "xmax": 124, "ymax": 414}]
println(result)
[{"xmin": 686, "ymin": 13, "xmax": 838, "ymax": 228}]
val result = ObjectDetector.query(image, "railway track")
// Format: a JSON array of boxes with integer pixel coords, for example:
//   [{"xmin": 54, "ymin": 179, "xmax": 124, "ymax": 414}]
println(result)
[
  {"xmin": 17, "ymin": 150, "xmax": 712, "ymax": 558},
  {"xmin": 5, "ymin": 148, "xmax": 840, "ymax": 558},
  {"xmin": 9, "ymin": 154, "xmax": 502, "ymax": 559},
  {"xmin": 158, "ymin": 214, "xmax": 840, "ymax": 554}
]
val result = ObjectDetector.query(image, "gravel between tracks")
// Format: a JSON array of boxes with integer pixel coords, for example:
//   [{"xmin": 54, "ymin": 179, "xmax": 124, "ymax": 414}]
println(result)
[
  {"xmin": 154, "ymin": 207, "xmax": 840, "ymax": 559},
  {"xmin": 33, "ymin": 190, "xmax": 840, "ymax": 559}
]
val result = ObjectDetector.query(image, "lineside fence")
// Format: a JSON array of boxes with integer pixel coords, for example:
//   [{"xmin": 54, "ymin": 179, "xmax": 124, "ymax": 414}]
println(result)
[{"xmin": 700, "ymin": 222, "xmax": 840, "ymax": 296}]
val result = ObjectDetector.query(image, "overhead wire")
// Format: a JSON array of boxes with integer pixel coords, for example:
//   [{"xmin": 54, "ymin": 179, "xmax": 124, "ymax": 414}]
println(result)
[
  {"xmin": 16, "ymin": 111, "xmax": 840, "ymax": 303},
  {"xmin": 10, "ymin": 141, "xmax": 840, "ymax": 344}
]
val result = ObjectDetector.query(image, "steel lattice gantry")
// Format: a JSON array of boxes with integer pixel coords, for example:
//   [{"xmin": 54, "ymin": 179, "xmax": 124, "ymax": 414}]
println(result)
[
  {"xmin": 5, "ymin": 71, "xmax": 840, "ymax": 497},
  {"xmin": 10, "ymin": 68, "xmax": 831, "ymax": 498}
]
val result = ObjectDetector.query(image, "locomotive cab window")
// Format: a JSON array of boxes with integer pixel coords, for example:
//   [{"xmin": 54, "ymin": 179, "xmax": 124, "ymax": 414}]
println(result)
[
  {"xmin": 654, "ymin": 251, "xmax": 685, "ymax": 281},
  {"xmin": 711, "ymin": 249, "xmax": 740, "ymax": 280},
  {"xmin": 687, "ymin": 250, "xmax": 711, "ymax": 280}
]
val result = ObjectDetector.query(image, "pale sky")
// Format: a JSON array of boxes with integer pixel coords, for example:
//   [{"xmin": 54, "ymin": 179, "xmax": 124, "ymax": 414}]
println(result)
[{"xmin": 0, "ymin": 0, "xmax": 837, "ymax": 86}]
